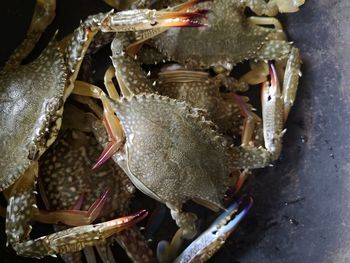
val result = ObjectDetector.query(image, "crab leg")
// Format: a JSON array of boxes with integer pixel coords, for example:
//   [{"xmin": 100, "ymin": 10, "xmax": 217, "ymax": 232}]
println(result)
[
  {"xmin": 247, "ymin": 17, "xmax": 301, "ymax": 121},
  {"xmin": 72, "ymin": 81, "xmax": 125, "ymax": 168},
  {"xmin": 262, "ymin": 63, "xmax": 284, "ymax": 159},
  {"xmin": 5, "ymin": 0, "xmax": 56, "ymax": 68},
  {"xmin": 173, "ymin": 197, "xmax": 253, "ymax": 263},
  {"xmin": 156, "ymin": 203, "xmax": 198, "ymax": 263},
  {"xmin": 258, "ymin": 35, "xmax": 301, "ymax": 121},
  {"xmin": 158, "ymin": 197, "xmax": 253, "ymax": 263},
  {"xmin": 234, "ymin": 169, "xmax": 251, "ymax": 194},
  {"xmin": 14, "ymin": 210, "xmax": 148, "ymax": 258},
  {"xmin": 222, "ymin": 93, "xmax": 261, "ymax": 146},
  {"xmin": 5, "ymin": 162, "xmax": 39, "ymax": 247},
  {"xmin": 33, "ymin": 190, "xmax": 110, "ymax": 226},
  {"xmin": 104, "ymin": 66, "xmax": 120, "ymax": 101},
  {"xmin": 228, "ymin": 63, "xmax": 285, "ymax": 169}
]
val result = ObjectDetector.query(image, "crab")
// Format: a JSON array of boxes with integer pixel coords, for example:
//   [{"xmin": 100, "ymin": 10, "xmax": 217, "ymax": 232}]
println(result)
[
  {"xmin": 69, "ymin": 26, "xmax": 287, "ymax": 261},
  {"xmin": 0, "ymin": 0, "xmax": 207, "ymax": 257},
  {"xmin": 38, "ymin": 104, "xmax": 156, "ymax": 263}
]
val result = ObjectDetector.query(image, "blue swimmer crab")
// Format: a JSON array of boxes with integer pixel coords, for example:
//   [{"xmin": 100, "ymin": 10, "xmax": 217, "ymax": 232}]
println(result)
[{"xmin": 0, "ymin": 0, "xmax": 205, "ymax": 257}]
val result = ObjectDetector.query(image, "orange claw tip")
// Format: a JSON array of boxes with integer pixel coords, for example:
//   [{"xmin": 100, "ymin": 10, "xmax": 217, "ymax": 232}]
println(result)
[
  {"xmin": 101, "ymin": 210, "xmax": 149, "ymax": 237},
  {"xmin": 161, "ymin": 10, "xmax": 208, "ymax": 20},
  {"xmin": 161, "ymin": 20, "xmax": 208, "ymax": 28},
  {"xmin": 116, "ymin": 210, "xmax": 149, "ymax": 227}
]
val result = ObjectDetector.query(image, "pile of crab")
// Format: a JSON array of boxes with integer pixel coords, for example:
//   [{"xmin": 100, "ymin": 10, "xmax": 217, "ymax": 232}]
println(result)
[{"xmin": 0, "ymin": 0, "xmax": 304, "ymax": 262}]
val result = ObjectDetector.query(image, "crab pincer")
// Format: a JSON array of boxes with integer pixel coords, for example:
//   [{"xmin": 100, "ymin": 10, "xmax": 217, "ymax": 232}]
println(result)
[
  {"xmin": 16, "ymin": 210, "xmax": 148, "ymax": 257},
  {"xmin": 171, "ymin": 197, "xmax": 253, "ymax": 263},
  {"xmin": 101, "ymin": 0, "xmax": 209, "ymax": 32},
  {"xmin": 261, "ymin": 62, "xmax": 284, "ymax": 160}
]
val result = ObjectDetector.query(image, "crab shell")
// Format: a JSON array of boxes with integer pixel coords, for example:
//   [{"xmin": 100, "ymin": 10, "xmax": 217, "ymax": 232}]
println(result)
[
  {"xmin": 0, "ymin": 42, "xmax": 66, "ymax": 191},
  {"xmin": 109, "ymin": 93, "xmax": 229, "ymax": 211}
]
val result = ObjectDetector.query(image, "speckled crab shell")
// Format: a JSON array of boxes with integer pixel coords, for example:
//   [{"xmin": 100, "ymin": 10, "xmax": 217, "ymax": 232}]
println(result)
[
  {"xmin": 0, "ymin": 41, "xmax": 66, "ymax": 191},
  {"xmin": 109, "ymin": 93, "xmax": 229, "ymax": 211}
]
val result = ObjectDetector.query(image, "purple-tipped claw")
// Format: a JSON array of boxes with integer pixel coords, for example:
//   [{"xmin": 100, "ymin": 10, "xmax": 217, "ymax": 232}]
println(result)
[
  {"xmin": 173, "ymin": 196, "xmax": 253, "ymax": 263},
  {"xmin": 83, "ymin": 189, "xmax": 110, "ymax": 223},
  {"xmin": 269, "ymin": 62, "xmax": 278, "ymax": 92},
  {"xmin": 93, "ymin": 141, "xmax": 121, "ymax": 169}
]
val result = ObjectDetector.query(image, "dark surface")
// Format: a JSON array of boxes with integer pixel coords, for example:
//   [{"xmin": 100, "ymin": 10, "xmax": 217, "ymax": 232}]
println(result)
[{"xmin": 1, "ymin": 0, "xmax": 350, "ymax": 262}]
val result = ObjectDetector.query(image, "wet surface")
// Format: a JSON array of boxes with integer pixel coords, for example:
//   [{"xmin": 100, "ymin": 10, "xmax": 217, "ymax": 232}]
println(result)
[{"xmin": 1, "ymin": 0, "xmax": 350, "ymax": 262}]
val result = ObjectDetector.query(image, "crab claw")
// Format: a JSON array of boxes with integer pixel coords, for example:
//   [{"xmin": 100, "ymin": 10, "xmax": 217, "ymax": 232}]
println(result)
[
  {"xmin": 173, "ymin": 196, "xmax": 253, "ymax": 263},
  {"xmin": 101, "ymin": 0, "xmax": 210, "ymax": 32},
  {"xmin": 93, "ymin": 139, "xmax": 121, "ymax": 169},
  {"xmin": 267, "ymin": 62, "xmax": 279, "ymax": 93},
  {"xmin": 94, "ymin": 209, "xmax": 149, "ymax": 240},
  {"xmin": 29, "ymin": 210, "xmax": 149, "ymax": 256},
  {"xmin": 93, "ymin": 115, "xmax": 124, "ymax": 170},
  {"xmin": 261, "ymin": 62, "xmax": 284, "ymax": 159},
  {"xmin": 149, "ymin": 9, "xmax": 208, "ymax": 28},
  {"xmin": 102, "ymin": 209, "xmax": 149, "ymax": 235}
]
